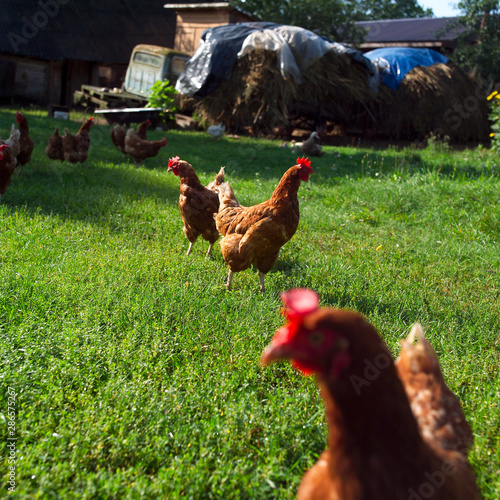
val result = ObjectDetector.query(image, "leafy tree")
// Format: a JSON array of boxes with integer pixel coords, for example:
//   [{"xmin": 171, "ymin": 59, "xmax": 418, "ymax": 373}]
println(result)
[
  {"xmin": 354, "ymin": 0, "xmax": 433, "ymax": 20},
  {"xmin": 230, "ymin": 0, "xmax": 434, "ymax": 41},
  {"xmin": 453, "ymin": 0, "xmax": 500, "ymax": 84},
  {"xmin": 229, "ymin": 0, "xmax": 356, "ymax": 39}
]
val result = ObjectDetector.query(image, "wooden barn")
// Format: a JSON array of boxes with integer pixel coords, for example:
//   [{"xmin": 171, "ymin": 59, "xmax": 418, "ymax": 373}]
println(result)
[
  {"xmin": 164, "ymin": 2, "xmax": 257, "ymax": 55},
  {"xmin": 0, "ymin": 0, "xmax": 178, "ymax": 107}
]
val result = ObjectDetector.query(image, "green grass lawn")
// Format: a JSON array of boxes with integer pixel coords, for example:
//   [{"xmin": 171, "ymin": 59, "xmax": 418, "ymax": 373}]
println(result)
[{"xmin": 1, "ymin": 107, "xmax": 499, "ymax": 499}]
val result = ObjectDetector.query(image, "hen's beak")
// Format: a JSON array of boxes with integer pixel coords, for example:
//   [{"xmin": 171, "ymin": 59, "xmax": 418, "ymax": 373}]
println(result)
[{"xmin": 260, "ymin": 327, "xmax": 294, "ymax": 366}]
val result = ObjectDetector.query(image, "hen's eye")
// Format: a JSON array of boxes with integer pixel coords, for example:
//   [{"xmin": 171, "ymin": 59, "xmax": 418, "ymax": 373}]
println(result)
[{"xmin": 309, "ymin": 331, "xmax": 324, "ymax": 346}]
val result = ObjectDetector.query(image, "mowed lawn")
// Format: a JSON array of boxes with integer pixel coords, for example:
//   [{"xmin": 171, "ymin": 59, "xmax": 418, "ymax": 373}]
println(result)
[{"xmin": 1, "ymin": 108, "xmax": 499, "ymax": 499}]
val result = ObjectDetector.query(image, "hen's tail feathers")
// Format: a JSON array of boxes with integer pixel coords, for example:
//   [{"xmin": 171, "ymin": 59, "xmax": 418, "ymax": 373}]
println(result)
[
  {"xmin": 396, "ymin": 323, "xmax": 474, "ymax": 455},
  {"xmin": 214, "ymin": 166, "xmax": 225, "ymax": 185},
  {"xmin": 206, "ymin": 166, "xmax": 225, "ymax": 193},
  {"xmin": 218, "ymin": 181, "xmax": 240, "ymax": 209}
]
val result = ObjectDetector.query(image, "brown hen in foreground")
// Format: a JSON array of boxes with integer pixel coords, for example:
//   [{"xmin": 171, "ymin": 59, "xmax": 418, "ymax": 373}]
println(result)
[
  {"xmin": 63, "ymin": 118, "xmax": 94, "ymax": 163},
  {"xmin": 168, "ymin": 156, "xmax": 225, "ymax": 256},
  {"xmin": 215, "ymin": 157, "xmax": 314, "ymax": 292},
  {"xmin": 261, "ymin": 289, "xmax": 480, "ymax": 500}
]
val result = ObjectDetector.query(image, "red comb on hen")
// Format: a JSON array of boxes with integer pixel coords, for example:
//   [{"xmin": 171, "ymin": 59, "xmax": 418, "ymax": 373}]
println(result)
[
  {"xmin": 297, "ymin": 156, "xmax": 312, "ymax": 169},
  {"xmin": 281, "ymin": 288, "xmax": 319, "ymax": 320},
  {"xmin": 168, "ymin": 156, "xmax": 180, "ymax": 168}
]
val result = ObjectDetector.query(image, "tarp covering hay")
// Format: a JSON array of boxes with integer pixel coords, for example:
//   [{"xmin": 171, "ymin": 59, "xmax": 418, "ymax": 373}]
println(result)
[
  {"xmin": 178, "ymin": 24, "xmax": 490, "ymax": 143},
  {"xmin": 193, "ymin": 48, "xmax": 376, "ymax": 136},
  {"xmin": 364, "ymin": 61, "xmax": 491, "ymax": 143}
]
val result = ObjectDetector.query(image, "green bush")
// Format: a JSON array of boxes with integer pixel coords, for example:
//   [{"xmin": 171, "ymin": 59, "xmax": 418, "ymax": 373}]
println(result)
[{"xmin": 146, "ymin": 80, "xmax": 179, "ymax": 123}]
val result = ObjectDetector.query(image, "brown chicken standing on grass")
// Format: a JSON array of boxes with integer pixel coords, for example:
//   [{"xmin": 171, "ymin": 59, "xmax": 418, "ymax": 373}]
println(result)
[
  {"xmin": 62, "ymin": 117, "xmax": 94, "ymax": 163},
  {"xmin": 110, "ymin": 123, "xmax": 127, "ymax": 155},
  {"xmin": 0, "ymin": 144, "xmax": 16, "ymax": 197},
  {"xmin": 215, "ymin": 157, "xmax": 314, "ymax": 292},
  {"xmin": 124, "ymin": 127, "xmax": 166, "ymax": 165},
  {"xmin": 45, "ymin": 127, "xmax": 64, "ymax": 165},
  {"xmin": 261, "ymin": 288, "xmax": 481, "ymax": 500},
  {"xmin": 111, "ymin": 119, "xmax": 151, "ymax": 156},
  {"xmin": 15, "ymin": 111, "xmax": 34, "ymax": 171},
  {"xmin": 167, "ymin": 156, "xmax": 225, "ymax": 257}
]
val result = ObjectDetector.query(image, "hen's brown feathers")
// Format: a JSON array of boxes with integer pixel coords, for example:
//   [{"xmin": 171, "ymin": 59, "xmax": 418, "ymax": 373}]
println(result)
[
  {"xmin": 62, "ymin": 118, "xmax": 93, "ymax": 163},
  {"xmin": 0, "ymin": 145, "xmax": 16, "ymax": 196},
  {"xmin": 110, "ymin": 124, "xmax": 127, "ymax": 154},
  {"xmin": 262, "ymin": 292, "xmax": 480, "ymax": 500},
  {"xmin": 215, "ymin": 163, "xmax": 309, "ymax": 291},
  {"xmin": 124, "ymin": 128, "xmax": 166, "ymax": 164},
  {"xmin": 168, "ymin": 159, "xmax": 224, "ymax": 256},
  {"xmin": 15, "ymin": 111, "xmax": 34, "ymax": 167},
  {"xmin": 45, "ymin": 127, "xmax": 64, "ymax": 163},
  {"xmin": 112, "ymin": 120, "xmax": 150, "ymax": 157},
  {"xmin": 395, "ymin": 323, "xmax": 474, "ymax": 454}
]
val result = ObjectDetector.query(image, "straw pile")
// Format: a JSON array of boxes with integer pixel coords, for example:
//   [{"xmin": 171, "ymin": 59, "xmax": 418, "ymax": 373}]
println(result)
[
  {"xmin": 193, "ymin": 48, "xmax": 375, "ymax": 136},
  {"xmin": 192, "ymin": 52, "xmax": 490, "ymax": 143},
  {"xmin": 367, "ymin": 62, "xmax": 490, "ymax": 143}
]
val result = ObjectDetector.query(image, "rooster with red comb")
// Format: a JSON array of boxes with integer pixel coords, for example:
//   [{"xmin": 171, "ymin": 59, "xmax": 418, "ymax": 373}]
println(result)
[
  {"xmin": 261, "ymin": 289, "xmax": 480, "ymax": 500},
  {"xmin": 215, "ymin": 157, "xmax": 314, "ymax": 292}
]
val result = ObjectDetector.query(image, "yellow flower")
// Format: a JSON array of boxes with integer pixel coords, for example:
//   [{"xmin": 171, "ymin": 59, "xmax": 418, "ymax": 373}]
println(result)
[
  {"xmin": 490, "ymin": 132, "xmax": 495, "ymax": 137},
  {"xmin": 376, "ymin": 245, "xmax": 383, "ymax": 251},
  {"xmin": 487, "ymin": 90, "xmax": 499, "ymax": 100}
]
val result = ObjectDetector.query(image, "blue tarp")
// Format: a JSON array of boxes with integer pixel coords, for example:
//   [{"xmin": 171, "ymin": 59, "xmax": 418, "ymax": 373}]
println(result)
[{"xmin": 364, "ymin": 47, "xmax": 449, "ymax": 90}]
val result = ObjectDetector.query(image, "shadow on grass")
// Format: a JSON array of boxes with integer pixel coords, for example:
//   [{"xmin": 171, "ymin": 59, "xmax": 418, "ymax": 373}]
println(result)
[
  {"xmin": 170, "ymin": 132, "xmax": 497, "ymax": 183},
  {"xmin": 1, "ymin": 160, "xmax": 178, "ymax": 226}
]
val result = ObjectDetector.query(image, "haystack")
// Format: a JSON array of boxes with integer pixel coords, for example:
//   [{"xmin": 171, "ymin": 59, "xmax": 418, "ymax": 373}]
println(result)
[
  {"xmin": 193, "ymin": 48, "xmax": 375, "ymax": 136},
  {"xmin": 368, "ymin": 62, "xmax": 490, "ymax": 143},
  {"xmin": 192, "ymin": 49, "xmax": 489, "ymax": 144}
]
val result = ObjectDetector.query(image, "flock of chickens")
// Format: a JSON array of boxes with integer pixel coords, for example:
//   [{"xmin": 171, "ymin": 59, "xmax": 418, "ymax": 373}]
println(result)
[
  {"xmin": 0, "ymin": 115, "xmax": 170, "ymax": 198},
  {"xmin": 0, "ymin": 113, "xmax": 481, "ymax": 499},
  {"xmin": 166, "ymin": 153, "xmax": 481, "ymax": 498},
  {"xmin": 167, "ymin": 155, "xmax": 314, "ymax": 292}
]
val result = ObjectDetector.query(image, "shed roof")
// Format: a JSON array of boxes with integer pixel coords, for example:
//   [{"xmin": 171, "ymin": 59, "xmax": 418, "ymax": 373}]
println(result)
[
  {"xmin": 1, "ymin": 0, "xmax": 177, "ymax": 63},
  {"xmin": 356, "ymin": 17, "xmax": 466, "ymax": 49}
]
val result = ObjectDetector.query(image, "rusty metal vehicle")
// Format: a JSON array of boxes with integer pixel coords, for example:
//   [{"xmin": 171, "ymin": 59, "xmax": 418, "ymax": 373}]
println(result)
[{"xmin": 74, "ymin": 44, "xmax": 190, "ymax": 125}]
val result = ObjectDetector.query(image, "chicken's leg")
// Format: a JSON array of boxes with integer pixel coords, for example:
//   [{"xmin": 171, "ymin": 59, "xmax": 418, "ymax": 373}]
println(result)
[
  {"xmin": 225, "ymin": 270, "xmax": 234, "ymax": 290},
  {"xmin": 186, "ymin": 242, "xmax": 194, "ymax": 256},
  {"xmin": 259, "ymin": 272, "xmax": 265, "ymax": 293},
  {"xmin": 205, "ymin": 243, "xmax": 213, "ymax": 258}
]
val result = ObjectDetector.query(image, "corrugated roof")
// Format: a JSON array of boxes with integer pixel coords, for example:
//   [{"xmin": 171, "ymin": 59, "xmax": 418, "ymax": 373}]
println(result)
[
  {"xmin": 1, "ymin": 0, "xmax": 177, "ymax": 63},
  {"xmin": 356, "ymin": 17, "xmax": 466, "ymax": 47}
]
